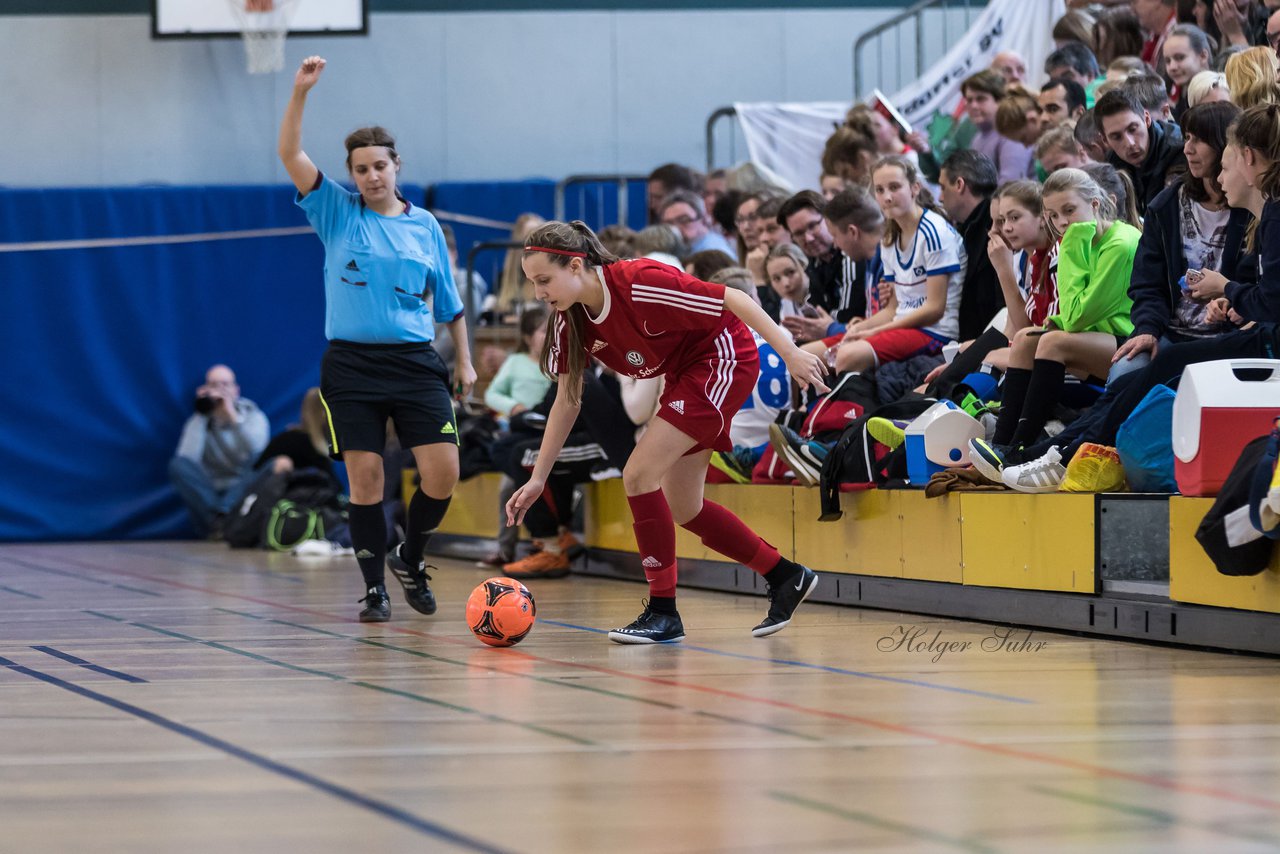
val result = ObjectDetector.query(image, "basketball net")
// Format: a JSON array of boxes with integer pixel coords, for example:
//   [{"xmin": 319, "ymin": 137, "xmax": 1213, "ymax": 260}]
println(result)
[{"xmin": 229, "ymin": 0, "xmax": 300, "ymax": 74}]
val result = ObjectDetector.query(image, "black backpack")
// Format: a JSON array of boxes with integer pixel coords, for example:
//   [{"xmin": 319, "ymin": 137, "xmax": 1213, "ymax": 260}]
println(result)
[
  {"xmin": 1196, "ymin": 434, "xmax": 1277, "ymax": 576},
  {"xmin": 818, "ymin": 398, "xmax": 935, "ymax": 521},
  {"xmin": 224, "ymin": 468, "xmax": 346, "ymax": 550}
]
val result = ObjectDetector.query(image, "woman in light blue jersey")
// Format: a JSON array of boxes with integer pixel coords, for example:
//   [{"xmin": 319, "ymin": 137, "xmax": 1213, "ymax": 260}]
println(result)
[{"xmin": 279, "ymin": 55, "xmax": 475, "ymax": 623}]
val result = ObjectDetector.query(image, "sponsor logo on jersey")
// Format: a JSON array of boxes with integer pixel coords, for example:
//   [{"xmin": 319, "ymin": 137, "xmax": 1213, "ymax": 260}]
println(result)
[
  {"xmin": 636, "ymin": 366, "xmax": 660, "ymax": 378},
  {"xmin": 346, "ymin": 259, "xmax": 360, "ymax": 271},
  {"xmin": 668, "ymin": 400, "xmax": 685, "ymax": 414},
  {"xmin": 626, "ymin": 350, "xmax": 645, "ymax": 366},
  {"xmin": 590, "ymin": 340, "xmax": 609, "ymax": 353},
  {"xmin": 913, "ymin": 266, "xmax": 926, "ymax": 277}
]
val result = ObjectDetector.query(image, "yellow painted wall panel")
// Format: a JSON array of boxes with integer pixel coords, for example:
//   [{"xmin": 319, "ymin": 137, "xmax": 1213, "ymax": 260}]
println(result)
[
  {"xmin": 960, "ymin": 493, "xmax": 1096, "ymax": 593},
  {"xmin": 434, "ymin": 472, "xmax": 503, "ymax": 538},
  {"xmin": 1169, "ymin": 497, "xmax": 1280, "ymax": 613},
  {"xmin": 844, "ymin": 490, "xmax": 903, "ymax": 578},
  {"xmin": 585, "ymin": 478, "xmax": 635, "ymax": 552},
  {"xmin": 900, "ymin": 492, "xmax": 964, "ymax": 583}
]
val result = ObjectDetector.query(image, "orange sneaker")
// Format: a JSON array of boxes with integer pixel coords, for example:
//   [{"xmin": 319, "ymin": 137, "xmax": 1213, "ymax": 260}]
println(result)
[
  {"xmin": 557, "ymin": 531, "xmax": 584, "ymax": 559},
  {"xmin": 503, "ymin": 549, "xmax": 571, "ymax": 579}
]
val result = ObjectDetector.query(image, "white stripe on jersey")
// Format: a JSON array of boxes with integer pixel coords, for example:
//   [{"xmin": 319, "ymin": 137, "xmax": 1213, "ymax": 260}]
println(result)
[
  {"xmin": 707, "ymin": 329, "xmax": 735, "ymax": 409},
  {"xmin": 631, "ymin": 283, "xmax": 723, "ymax": 309},
  {"xmin": 632, "ymin": 294, "xmax": 723, "ymax": 317}
]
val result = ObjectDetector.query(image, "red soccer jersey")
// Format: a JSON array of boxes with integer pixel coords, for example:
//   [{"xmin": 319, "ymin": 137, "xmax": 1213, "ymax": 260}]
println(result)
[
  {"xmin": 1024, "ymin": 244, "xmax": 1061, "ymax": 327},
  {"xmin": 548, "ymin": 259, "xmax": 756, "ymax": 380}
]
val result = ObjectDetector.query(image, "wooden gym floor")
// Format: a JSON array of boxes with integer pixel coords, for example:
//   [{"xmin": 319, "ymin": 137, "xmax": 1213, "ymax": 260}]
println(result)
[{"xmin": 2, "ymin": 542, "xmax": 1280, "ymax": 853}]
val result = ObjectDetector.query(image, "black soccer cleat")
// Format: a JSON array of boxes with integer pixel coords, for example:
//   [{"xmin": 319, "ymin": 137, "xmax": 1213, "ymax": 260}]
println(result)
[
  {"xmin": 608, "ymin": 603, "xmax": 685, "ymax": 644},
  {"xmin": 358, "ymin": 584, "xmax": 391, "ymax": 623},
  {"xmin": 387, "ymin": 543, "xmax": 438, "ymax": 615},
  {"xmin": 752, "ymin": 565, "xmax": 819, "ymax": 637}
]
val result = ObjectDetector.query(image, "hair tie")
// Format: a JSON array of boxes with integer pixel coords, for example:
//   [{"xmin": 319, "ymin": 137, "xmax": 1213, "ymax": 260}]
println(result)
[{"xmin": 525, "ymin": 246, "xmax": 587, "ymax": 258}]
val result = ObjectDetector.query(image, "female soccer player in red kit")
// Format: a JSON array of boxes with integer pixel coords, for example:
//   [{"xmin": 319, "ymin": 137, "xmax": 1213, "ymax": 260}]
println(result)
[{"xmin": 506, "ymin": 221, "xmax": 829, "ymax": 643}]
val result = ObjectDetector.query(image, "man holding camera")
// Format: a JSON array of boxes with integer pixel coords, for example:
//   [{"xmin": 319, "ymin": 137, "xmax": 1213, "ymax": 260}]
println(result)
[{"xmin": 169, "ymin": 364, "xmax": 270, "ymax": 538}]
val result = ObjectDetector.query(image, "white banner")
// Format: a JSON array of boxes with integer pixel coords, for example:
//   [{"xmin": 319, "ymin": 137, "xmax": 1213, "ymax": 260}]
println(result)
[{"xmin": 734, "ymin": 0, "xmax": 1066, "ymax": 193}]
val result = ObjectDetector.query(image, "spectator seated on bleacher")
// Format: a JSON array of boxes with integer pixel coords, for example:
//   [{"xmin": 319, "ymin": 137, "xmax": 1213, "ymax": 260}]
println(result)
[
  {"xmin": 1039, "ymin": 78, "xmax": 1088, "ymax": 127},
  {"xmin": 937, "ymin": 150, "xmax": 1002, "ymax": 341},
  {"xmin": 1094, "ymin": 87, "xmax": 1186, "ymax": 214},
  {"xmin": 169, "ymin": 364, "xmax": 270, "ymax": 539},
  {"xmin": 475, "ymin": 307, "xmax": 553, "ymax": 569},
  {"xmin": 1037, "ymin": 122, "xmax": 1092, "ymax": 174},
  {"xmin": 777, "ymin": 190, "xmax": 863, "ymax": 342},
  {"xmin": 828, "ymin": 157, "xmax": 964, "ymax": 376},
  {"xmin": 968, "ymin": 167, "xmax": 1141, "ymax": 484},
  {"xmin": 707, "ymin": 267, "xmax": 795, "ymax": 484},
  {"xmin": 964, "ymin": 69, "xmax": 1036, "ymax": 183},
  {"xmin": 658, "ymin": 189, "xmax": 736, "ymax": 256},
  {"xmin": 495, "ymin": 213, "xmax": 546, "ymax": 322},
  {"xmin": 1162, "ymin": 24, "xmax": 1214, "ymax": 120},
  {"xmin": 631, "ymin": 223, "xmax": 687, "ymax": 270}
]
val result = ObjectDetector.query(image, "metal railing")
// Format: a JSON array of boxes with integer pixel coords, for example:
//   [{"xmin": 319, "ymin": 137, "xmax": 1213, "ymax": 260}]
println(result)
[
  {"xmin": 853, "ymin": 0, "xmax": 976, "ymax": 100},
  {"xmin": 705, "ymin": 105, "xmax": 739, "ymax": 173},
  {"xmin": 553, "ymin": 174, "xmax": 647, "ymax": 230}
]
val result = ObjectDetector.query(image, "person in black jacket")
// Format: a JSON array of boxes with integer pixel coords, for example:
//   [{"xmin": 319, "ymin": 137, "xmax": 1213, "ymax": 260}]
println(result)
[
  {"xmin": 1095, "ymin": 87, "xmax": 1187, "ymax": 214},
  {"xmin": 938, "ymin": 150, "xmax": 1001, "ymax": 341},
  {"xmin": 1111, "ymin": 101, "xmax": 1249, "ymax": 381}
]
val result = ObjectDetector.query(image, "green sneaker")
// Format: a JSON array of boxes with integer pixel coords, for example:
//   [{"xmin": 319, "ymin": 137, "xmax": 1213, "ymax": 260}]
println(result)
[
  {"xmin": 866, "ymin": 417, "xmax": 908, "ymax": 450},
  {"xmin": 710, "ymin": 450, "xmax": 751, "ymax": 483}
]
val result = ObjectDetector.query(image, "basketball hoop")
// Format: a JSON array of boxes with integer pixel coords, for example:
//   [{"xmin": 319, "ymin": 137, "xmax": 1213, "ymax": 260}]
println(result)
[{"xmin": 228, "ymin": 0, "xmax": 300, "ymax": 74}]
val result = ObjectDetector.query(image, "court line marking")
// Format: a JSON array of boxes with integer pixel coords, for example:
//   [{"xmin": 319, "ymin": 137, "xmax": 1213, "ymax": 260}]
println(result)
[
  {"xmin": 215, "ymin": 607, "xmax": 824, "ymax": 744},
  {"xmin": 29, "ymin": 645, "xmax": 147, "ymax": 684},
  {"xmin": 1028, "ymin": 784, "xmax": 1280, "ymax": 847},
  {"xmin": 16, "ymin": 551, "xmax": 1280, "ymax": 814},
  {"xmin": 0, "ymin": 584, "xmax": 42, "ymax": 599},
  {"xmin": 769, "ymin": 790, "xmax": 1000, "ymax": 853},
  {"xmin": 109, "ymin": 545, "xmax": 307, "ymax": 583},
  {"xmin": 1, "ymin": 556, "xmax": 162, "ymax": 596},
  {"xmin": 541, "ymin": 618, "xmax": 1036, "ymax": 705},
  {"xmin": 0, "ymin": 655, "xmax": 512, "ymax": 854},
  {"xmin": 80, "ymin": 611, "xmax": 594, "ymax": 748}
]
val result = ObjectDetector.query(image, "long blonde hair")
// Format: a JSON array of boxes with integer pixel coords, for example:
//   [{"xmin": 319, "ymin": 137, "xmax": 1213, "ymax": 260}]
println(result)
[
  {"xmin": 1042, "ymin": 168, "xmax": 1117, "ymax": 240},
  {"xmin": 300, "ymin": 388, "xmax": 329, "ymax": 455},
  {"xmin": 526, "ymin": 221, "xmax": 620, "ymax": 406},
  {"xmin": 496, "ymin": 213, "xmax": 546, "ymax": 314},
  {"xmin": 1224, "ymin": 47, "xmax": 1280, "ymax": 111}
]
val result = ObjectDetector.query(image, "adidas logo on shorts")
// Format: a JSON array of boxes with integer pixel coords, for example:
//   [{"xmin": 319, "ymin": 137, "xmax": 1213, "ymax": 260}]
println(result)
[
  {"xmin": 668, "ymin": 400, "xmax": 685, "ymax": 414},
  {"xmin": 441, "ymin": 422, "xmax": 456, "ymax": 435},
  {"xmin": 641, "ymin": 556, "xmax": 663, "ymax": 568}
]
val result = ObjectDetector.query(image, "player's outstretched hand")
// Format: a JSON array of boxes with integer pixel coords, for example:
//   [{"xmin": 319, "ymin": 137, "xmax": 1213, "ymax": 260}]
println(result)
[
  {"xmin": 785, "ymin": 346, "xmax": 830, "ymax": 395},
  {"xmin": 505, "ymin": 477, "xmax": 546, "ymax": 528},
  {"xmin": 294, "ymin": 56, "xmax": 326, "ymax": 92}
]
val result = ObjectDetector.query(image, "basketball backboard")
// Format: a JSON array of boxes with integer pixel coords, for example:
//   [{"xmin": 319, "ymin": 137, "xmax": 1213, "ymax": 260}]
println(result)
[{"xmin": 151, "ymin": 0, "xmax": 368, "ymax": 38}]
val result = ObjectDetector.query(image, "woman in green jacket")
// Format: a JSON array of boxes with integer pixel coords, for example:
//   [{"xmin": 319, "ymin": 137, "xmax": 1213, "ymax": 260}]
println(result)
[{"xmin": 971, "ymin": 168, "xmax": 1141, "ymax": 478}]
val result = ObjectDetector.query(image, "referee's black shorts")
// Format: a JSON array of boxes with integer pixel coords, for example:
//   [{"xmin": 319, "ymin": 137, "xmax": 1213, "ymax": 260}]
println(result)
[{"xmin": 319, "ymin": 340, "xmax": 457, "ymax": 459}]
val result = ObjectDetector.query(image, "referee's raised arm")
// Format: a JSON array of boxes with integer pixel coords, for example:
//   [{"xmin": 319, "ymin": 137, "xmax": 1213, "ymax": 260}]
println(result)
[{"xmin": 277, "ymin": 55, "xmax": 324, "ymax": 196}]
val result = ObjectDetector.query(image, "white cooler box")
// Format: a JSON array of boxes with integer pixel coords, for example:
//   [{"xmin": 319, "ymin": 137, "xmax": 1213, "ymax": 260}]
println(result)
[{"xmin": 1171, "ymin": 359, "xmax": 1280, "ymax": 496}]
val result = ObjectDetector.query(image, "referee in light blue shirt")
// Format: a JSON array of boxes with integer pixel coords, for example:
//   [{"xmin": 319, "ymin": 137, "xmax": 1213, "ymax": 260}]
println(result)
[{"xmin": 279, "ymin": 55, "xmax": 475, "ymax": 623}]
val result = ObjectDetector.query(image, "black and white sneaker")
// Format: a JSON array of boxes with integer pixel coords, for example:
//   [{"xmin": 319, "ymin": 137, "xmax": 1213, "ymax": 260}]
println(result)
[
  {"xmin": 358, "ymin": 584, "xmax": 391, "ymax": 623},
  {"xmin": 768, "ymin": 423, "xmax": 829, "ymax": 487},
  {"xmin": 752, "ymin": 566, "xmax": 819, "ymax": 637},
  {"xmin": 608, "ymin": 603, "xmax": 685, "ymax": 644},
  {"xmin": 386, "ymin": 543, "xmax": 437, "ymax": 615}
]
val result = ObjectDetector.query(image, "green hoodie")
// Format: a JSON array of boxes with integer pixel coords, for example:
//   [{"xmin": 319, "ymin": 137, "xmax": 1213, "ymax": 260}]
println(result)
[{"xmin": 1047, "ymin": 219, "xmax": 1140, "ymax": 336}]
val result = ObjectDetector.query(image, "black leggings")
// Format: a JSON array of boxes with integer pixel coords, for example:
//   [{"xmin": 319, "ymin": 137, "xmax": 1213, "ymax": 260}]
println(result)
[{"xmin": 925, "ymin": 327, "xmax": 1009, "ymax": 400}]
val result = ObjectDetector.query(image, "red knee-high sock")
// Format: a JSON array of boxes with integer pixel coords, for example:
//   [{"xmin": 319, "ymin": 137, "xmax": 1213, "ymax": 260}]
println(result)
[
  {"xmin": 627, "ymin": 489, "xmax": 677, "ymax": 598},
  {"xmin": 681, "ymin": 500, "xmax": 781, "ymax": 575}
]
